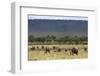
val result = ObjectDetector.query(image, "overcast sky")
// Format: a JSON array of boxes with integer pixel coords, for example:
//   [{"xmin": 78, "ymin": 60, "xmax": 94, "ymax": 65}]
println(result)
[{"xmin": 28, "ymin": 15, "xmax": 88, "ymax": 38}]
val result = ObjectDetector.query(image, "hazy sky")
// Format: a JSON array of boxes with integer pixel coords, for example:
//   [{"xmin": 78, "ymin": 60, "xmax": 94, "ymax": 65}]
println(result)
[
  {"xmin": 28, "ymin": 15, "xmax": 88, "ymax": 20},
  {"xmin": 28, "ymin": 15, "xmax": 88, "ymax": 38}
]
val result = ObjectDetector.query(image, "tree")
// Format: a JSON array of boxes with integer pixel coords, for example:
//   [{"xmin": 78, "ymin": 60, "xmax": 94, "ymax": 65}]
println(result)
[
  {"xmin": 79, "ymin": 36, "xmax": 88, "ymax": 44},
  {"xmin": 28, "ymin": 35, "xmax": 35, "ymax": 42},
  {"xmin": 51, "ymin": 35, "xmax": 56, "ymax": 40},
  {"xmin": 36, "ymin": 37, "xmax": 46, "ymax": 42}
]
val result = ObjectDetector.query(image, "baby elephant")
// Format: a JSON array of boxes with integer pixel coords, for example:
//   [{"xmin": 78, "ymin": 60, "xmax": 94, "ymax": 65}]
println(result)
[
  {"xmin": 41, "ymin": 46, "xmax": 44, "ymax": 49},
  {"xmin": 65, "ymin": 49, "xmax": 68, "ymax": 52},
  {"xmin": 84, "ymin": 47, "xmax": 87, "ymax": 51},
  {"xmin": 57, "ymin": 48, "xmax": 61, "ymax": 52}
]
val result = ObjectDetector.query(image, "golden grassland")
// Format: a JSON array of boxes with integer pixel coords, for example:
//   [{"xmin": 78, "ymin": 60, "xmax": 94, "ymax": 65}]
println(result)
[{"xmin": 28, "ymin": 45, "xmax": 88, "ymax": 61}]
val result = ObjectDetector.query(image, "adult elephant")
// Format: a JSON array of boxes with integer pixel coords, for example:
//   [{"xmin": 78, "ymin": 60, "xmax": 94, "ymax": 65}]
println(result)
[
  {"xmin": 44, "ymin": 47, "xmax": 50, "ymax": 54},
  {"xmin": 70, "ymin": 47, "xmax": 78, "ymax": 55}
]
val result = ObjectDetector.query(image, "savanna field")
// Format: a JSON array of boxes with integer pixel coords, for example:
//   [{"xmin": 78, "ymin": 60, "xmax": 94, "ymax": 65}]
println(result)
[{"xmin": 28, "ymin": 44, "xmax": 88, "ymax": 61}]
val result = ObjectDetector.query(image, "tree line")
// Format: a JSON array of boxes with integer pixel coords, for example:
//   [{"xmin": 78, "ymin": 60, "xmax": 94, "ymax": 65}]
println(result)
[{"xmin": 28, "ymin": 35, "xmax": 88, "ymax": 45}]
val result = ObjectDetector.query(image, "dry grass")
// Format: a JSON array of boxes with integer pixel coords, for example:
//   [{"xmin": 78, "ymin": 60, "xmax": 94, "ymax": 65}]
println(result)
[{"xmin": 28, "ymin": 45, "xmax": 88, "ymax": 61}]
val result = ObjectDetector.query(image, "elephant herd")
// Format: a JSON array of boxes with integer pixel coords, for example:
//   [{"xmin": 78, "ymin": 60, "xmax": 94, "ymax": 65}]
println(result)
[{"xmin": 29, "ymin": 45, "xmax": 87, "ymax": 56}]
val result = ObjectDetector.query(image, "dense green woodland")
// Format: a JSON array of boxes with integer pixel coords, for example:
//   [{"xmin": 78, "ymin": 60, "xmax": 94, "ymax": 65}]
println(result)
[{"xmin": 28, "ymin": 35, "xmax": 87, "ymax": 45}]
